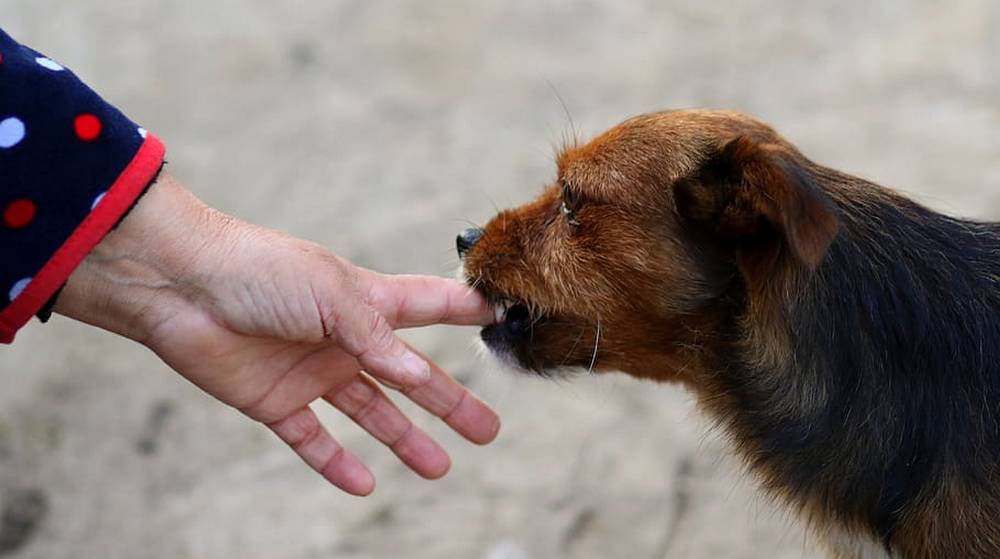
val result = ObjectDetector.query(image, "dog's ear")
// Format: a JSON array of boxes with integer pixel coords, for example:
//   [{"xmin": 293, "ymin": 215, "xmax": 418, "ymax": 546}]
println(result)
[{"xmin": 674, "ymin": 136, "xmax": 839, "ymax": 270}]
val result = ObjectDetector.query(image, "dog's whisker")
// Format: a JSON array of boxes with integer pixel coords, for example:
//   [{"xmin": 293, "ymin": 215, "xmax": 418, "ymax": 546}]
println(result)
[
  {"xmin": 558, "ymin": 325, "xmax": 589, "ymax": 368},
  {"xmin": 545, "ymin": 78, "xmax": 579, "ymax": 149},
  {"xmin": 456, "ymin": 218, "xmax": 483, "ymax": 230},
  {"xmin": 587, "ymin": 319, "xmax": 601, "ymax": 375},
  {"xmin": 483, "ymin": 194, "xmax": 501, "ymax": 215},
  {"xmin": 469, "ymin": 275, "xmax": 484, "ymax": 292}
]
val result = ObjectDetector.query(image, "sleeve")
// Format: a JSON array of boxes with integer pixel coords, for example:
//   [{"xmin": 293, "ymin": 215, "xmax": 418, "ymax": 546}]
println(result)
[{"xmin": 0, "ymin": 28, "xmax": 165, "ymax": 343}]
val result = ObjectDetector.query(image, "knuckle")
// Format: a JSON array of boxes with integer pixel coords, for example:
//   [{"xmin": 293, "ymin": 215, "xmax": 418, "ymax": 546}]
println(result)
[
  {"xmin": 352, "ymin": 385, "xmax": 382, "ymax": 423},
  {"xmin": 362, "ymin": 278, "xmax": 385, "ymax": 309},
  {"xmin": 293, "ymin": 419, "xmax": 323, "ymax": 451},
  {"xmin": 319, "ymin": 444, "xmax": 347, "ymax": 476},
  {"xmin": 389, "ymin": 422, "xmax": 416, "ymax": 452},
  {"xmin": 364, "ymin": 311, "xmax": 397, "ymax": 354},
  {"xmin": 443, "ymin": 389, "xmax": 470, "ymax": 422}
]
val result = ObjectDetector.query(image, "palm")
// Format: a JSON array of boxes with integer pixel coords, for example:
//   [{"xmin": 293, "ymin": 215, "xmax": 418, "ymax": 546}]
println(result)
[{"xmin": 150, "ymin": 308, "xmax": 338, "ymax": 415}]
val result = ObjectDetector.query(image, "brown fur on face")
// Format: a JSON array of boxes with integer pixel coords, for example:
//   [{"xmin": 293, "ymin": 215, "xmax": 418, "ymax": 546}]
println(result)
[
  {"xmin": 463, "ymin": 110, "xmax": 836, "ymax": 380},
  {"xmin": 461, "ymin": 109, "xmax": 1000, "ymax": 558}
]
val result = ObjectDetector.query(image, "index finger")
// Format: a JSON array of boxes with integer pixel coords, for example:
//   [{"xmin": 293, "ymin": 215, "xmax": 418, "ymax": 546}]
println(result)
[{"xmin": 361, "ymin": 273, "xmax": 494, "ymax": 328}]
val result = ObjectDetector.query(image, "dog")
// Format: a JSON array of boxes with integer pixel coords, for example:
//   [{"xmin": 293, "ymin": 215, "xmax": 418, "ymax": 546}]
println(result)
[{"xmin": 457, "ymin": 109, "xmax": 1000, "ymax": 559}]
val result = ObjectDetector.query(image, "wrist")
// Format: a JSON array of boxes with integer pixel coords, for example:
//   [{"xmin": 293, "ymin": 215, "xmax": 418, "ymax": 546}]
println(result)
[{"xmin": 53, "ymin": 173, "xmax": 220, "ymax": 343}]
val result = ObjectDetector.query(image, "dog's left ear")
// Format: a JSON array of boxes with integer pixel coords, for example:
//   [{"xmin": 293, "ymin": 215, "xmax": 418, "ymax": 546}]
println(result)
[{"xmin": 674, "ymin": 136, "xmax": 839, "ymax": 270}]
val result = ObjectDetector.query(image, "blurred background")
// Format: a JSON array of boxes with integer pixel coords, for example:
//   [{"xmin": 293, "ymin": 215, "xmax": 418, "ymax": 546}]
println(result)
[{"xmin": 2, "ymin": 1, "xmax": 998, "ymax": 557}]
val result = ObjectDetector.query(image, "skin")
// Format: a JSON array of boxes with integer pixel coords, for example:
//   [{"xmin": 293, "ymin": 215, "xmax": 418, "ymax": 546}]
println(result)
[{"xmin": 54, "ymin": 172, "xmax": 501, "ymax": 496}]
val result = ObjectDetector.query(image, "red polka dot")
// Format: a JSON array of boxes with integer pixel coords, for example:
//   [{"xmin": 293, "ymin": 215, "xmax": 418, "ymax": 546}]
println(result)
[
  {"xmin": 74, "ymin": 114, "xmax": 102, "ymax": 141},
  {"xmin": 3, "ymin": 199, "xmax": 36, "ymax": 229}
]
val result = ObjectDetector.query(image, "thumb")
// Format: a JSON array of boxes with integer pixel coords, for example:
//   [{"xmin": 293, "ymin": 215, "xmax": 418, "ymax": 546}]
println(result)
[{"xmin": 335, "ymin": 300, "xmax": 431, "ymax": 388}]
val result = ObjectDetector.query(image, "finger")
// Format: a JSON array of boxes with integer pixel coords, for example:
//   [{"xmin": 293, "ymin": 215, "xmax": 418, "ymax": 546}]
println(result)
[
  {"xmin": 360, "ymin": 273, "xmax": 494, "ymax": 328},
  {"xmin": 396, "ymin": 346, "xmax": 501, "ymax": 445},
  {"xmin": 334, "ymin": 294, "xmax": 432, "ymax": 388},
  {"xmin": 267, "ymin": 407, "xmax": 375, "ymax": 496},
  {"xmin": 326, "ymin": 374, "xmax": 451, "ymax": 479}
]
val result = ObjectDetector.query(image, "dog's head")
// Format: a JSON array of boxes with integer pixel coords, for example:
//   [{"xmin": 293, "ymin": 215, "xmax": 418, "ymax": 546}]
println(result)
[{"xmin": 459, "ymin": 109, "xmax": 840, "ymax": 381}]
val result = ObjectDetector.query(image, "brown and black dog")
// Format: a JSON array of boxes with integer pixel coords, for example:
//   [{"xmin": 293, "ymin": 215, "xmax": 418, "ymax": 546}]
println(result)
[{"xmin": 457, "ymin": 109, "xmax": 1000, "ymax": 559}]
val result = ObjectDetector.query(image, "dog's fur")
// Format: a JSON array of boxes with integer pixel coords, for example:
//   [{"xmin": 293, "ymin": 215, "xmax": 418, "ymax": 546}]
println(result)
[{"xmin": 460, "ymin": 109, "xmax": 1000, "ymax": 559}]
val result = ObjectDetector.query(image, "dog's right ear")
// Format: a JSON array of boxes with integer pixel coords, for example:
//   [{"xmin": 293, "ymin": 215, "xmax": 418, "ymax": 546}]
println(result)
[{"xmin": 674, "ymin": 136, "xmax": 839, "ymax": 271}]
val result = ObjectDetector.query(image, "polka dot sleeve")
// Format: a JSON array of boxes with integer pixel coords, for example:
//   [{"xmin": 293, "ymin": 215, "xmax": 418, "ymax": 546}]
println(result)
[{"xmin": 0, "ymin": 28, "xmax": 165, "ymax": 343}]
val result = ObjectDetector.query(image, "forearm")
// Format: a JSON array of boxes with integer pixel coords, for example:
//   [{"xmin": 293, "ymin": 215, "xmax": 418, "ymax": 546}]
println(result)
[{"xmin": 52, "ymin": 174, "xmax": 221, "ymax": 343}]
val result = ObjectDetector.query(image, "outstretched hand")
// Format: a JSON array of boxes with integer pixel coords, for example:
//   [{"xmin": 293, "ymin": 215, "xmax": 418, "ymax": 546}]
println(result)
[{"xmin": 55, "ymin": 174, "xmax": 499, "ymax": 495}]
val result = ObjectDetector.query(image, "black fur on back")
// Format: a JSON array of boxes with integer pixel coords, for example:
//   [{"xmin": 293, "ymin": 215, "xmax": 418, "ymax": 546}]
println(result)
[{"xmin": 705, "ymin": 166, "xmax": 1000, "ymax": 552}]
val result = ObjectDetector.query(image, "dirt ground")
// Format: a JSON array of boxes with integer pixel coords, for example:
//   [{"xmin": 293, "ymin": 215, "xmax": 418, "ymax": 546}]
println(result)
[{"xmin": 2, "ymin": 1, "xmax": 998, "ymax": 558}]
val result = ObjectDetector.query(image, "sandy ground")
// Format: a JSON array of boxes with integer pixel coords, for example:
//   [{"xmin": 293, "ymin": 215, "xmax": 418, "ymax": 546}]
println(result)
[{"xmin": 2, "ymin": 1, "xmax": 999, "ymax": 558}]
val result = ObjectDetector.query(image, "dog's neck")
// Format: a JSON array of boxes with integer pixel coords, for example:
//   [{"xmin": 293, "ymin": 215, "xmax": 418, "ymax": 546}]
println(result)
[{"xmin": 689, "ymin": 166, "xmax": 1000, "ymax": 550}]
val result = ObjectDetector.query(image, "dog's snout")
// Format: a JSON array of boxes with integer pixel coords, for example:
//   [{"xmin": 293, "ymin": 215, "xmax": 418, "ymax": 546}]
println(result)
[{"xmin": 456, "ymin": 227, "xmax": 484, "ymax": 258}]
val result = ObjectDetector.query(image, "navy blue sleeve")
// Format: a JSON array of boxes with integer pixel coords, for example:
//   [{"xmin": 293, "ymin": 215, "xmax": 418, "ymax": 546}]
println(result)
[{"xmin": 0, "ymin": 28, "xmax": 165, "ymax": 343}]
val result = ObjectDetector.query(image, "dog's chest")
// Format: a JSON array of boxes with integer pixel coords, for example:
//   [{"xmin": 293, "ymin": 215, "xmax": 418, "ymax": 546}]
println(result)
[{"xmin": 819, "ymin": 528, "xmax": 893, "ymax": 559}]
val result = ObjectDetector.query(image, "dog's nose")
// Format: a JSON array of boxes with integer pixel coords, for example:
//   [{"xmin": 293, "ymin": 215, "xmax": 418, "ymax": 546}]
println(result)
[{"xmin": 456, "ymin": 227, "xmax": 483, "ymax": 258}]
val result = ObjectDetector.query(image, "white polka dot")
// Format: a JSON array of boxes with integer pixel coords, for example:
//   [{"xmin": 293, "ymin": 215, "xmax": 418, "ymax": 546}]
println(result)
[
  {"xmin": 137, "ymin": 127, "xmax": 148, "ymax": 139},
  {"xmin": 91, "ymin": 192, "xmax": 107, "ymax": 210},
  {"xmin": 8, "ymin": 277, "xmax": 31, "ymax": 302},
  {"xmin": 0, "ymin": 117, "xmax": 26, "ymax": 149},
  {"xmin": 34, "ymin": 57, "xmax": 64, "ymax": 71}
]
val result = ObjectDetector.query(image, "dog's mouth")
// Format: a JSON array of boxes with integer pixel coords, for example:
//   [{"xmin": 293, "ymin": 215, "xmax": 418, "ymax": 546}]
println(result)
[
  {"xmin": 466, "ymin": 277, "xmax": 565, "ymax": 371},
  {"xmin": 489, "ymin": 297, "xmax": 532, "ymax": 327},
  {"xmin": 474, "ymin": 285, "xmax": 545, "ymax": 339},
  {"xmin": 478, "ymin": 293, "xmax": 541, "ymax": 369},
  {"xmin": 471, "ymin": 283, "xmax": 601, "ymax": 374},
  {"xmin": 482, "ymin": 293, "xmax": 537, "ymax": 335}
]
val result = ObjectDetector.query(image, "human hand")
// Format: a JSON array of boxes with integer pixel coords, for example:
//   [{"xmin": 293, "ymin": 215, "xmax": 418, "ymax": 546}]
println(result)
[{"xmin": 54, "ymin": 174, "xmax": 500, "ymax": 495}]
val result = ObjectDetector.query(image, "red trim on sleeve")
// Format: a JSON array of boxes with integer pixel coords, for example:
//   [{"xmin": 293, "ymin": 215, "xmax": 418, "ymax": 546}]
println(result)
[{"xmin": 0, "ymin": 134, "xmax": 165, "ymax": 343}]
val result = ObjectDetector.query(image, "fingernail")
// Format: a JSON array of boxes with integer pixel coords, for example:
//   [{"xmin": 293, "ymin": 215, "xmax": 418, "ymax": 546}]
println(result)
[{"xmin": 401, "ymin": 351, "xmax": 431, "ymax": 384}]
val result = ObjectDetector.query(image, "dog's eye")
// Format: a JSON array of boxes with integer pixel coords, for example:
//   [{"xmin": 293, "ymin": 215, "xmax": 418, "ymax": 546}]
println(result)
[
  {"xmin": 560, "ymin": 187, "xmax": 581, "ymax": 227},
  {"xmin": 560, "ymin": 200, "xmax": 579, "ymax": 225}
]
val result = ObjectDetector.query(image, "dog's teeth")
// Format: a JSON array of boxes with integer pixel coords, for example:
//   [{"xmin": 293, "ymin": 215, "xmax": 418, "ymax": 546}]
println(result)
[{"xmin": 492, "ymin": 298, "xmax": 517, "ymax": 323}]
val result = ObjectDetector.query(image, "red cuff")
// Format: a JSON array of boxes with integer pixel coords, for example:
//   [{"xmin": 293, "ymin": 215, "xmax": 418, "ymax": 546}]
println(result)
[{"xmin": 0, "ymin": 134, "xmax": 165, "ymax": 343}]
